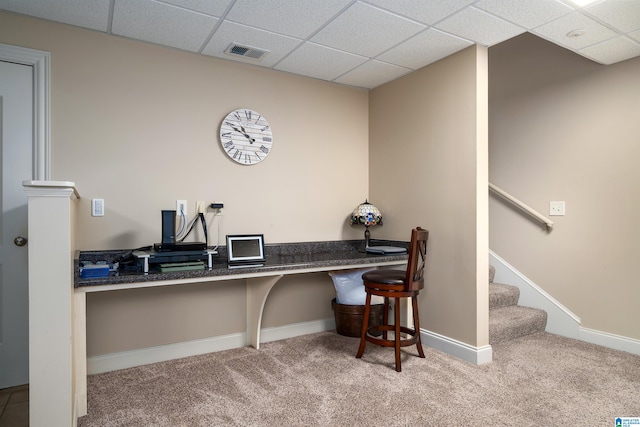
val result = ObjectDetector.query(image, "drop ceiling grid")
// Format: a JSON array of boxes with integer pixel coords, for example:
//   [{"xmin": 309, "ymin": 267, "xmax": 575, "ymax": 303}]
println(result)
[
  {"xmin": 1, "ymin": 0, "xmax": 640, "ymax": 89},
  {"xmin": 111, "ymin": 0, "xmax": 220, "ymax": 52},
  {"xmin": 0, "ymin": 0, "xmax": 112, "ymax": 31},
  {"xmin": 309, "ymin": 2, "xmax": 427, "ymax": 58},
  {"xmin": 334, "ymin": 59, "xmax": 412, "ymax": 88},
  {"xmin": 273, "ymin": 42, "xmax": 369, "ymax": 82},
  {"xmin": 225, "ymin": 0, "xmax": 353, "ymax": 39}
]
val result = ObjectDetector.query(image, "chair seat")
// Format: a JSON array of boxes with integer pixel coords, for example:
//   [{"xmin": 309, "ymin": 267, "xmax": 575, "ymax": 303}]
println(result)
[{"xmin": 362, "ymin": 270, "xmax": 405, "ymax": 286}]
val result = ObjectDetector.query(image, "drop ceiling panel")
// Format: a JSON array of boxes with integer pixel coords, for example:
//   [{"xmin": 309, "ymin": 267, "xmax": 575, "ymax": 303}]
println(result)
[
  {"xmin": 579, "ymin": 36, "xmax": 640, "ymax": 65},
  {"xmin": 112, "ymin": 0, "xmax": 218, "ymax": 52},
  {"xmin": 335, "ymin": 60, "xmax": 412, "ymax": 88},
  {"xmin": 202, "ymin": 21, "xmax": 301, "ymax": 67},
  {"xmin": 533, "ymin": 11, "xmax": 619, "ymax": 51},
  {"xmin": 310, "ymin": 2, "xmax": 426, "ymax": 58},
  {"xmin": 585, "ymin": 0, "xmax": 640, "ymax": 33},
  {"xmin": 474, "ymin": 0, "xmax": 574, "ymax": 30},
  {"xmin": 377, "ymin": 28, "xmax": 473, "ymax": 70},
  {"xmin": 435, "ymin": 7, "xmax": 525, "ymax": 46},
  {"xmin": 225, "ymin": 0, "xmax": 352, "ymax": 39},
  {"xmin": 161, "ymin": 0, "xmax": 233, "ymax": 17},
  {"xmin": 274, "ymin": 42, "xmax": 368, "ymax": 82},
  {"xmin": 364, "ymin": 0, "xmax": 476, "ymax": 26},
  {"xmin": 0, "ymin": 0, "xmax": 111, "ymax": 31}
]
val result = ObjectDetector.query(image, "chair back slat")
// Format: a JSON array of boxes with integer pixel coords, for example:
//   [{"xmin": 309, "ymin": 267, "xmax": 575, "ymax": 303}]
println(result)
[{"xmin": 405, "ymin": 227, "xmax": 429, "ymax": 292}]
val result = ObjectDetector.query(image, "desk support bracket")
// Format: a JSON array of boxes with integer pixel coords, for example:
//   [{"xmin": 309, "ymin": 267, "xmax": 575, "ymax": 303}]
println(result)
[{"xmin": 246, "ymin": 275, "xmax": 284, "ymax": 349}]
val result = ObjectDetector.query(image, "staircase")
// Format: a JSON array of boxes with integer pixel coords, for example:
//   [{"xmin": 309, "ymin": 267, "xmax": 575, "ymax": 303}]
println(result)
[{"xmin": 489, "ymin": 265, "xmax": 547, "ymax": 344}]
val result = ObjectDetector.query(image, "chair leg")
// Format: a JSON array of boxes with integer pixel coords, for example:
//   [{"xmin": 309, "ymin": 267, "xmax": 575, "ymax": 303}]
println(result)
[
  {"xmin": 412, "ymin": 295, "xmax": 425, "ymax": 358},
  {"xmin": 394, "ymin": 296, "xmax": 402, "ymax": 372},
  {"xmin": 382, "ymin": 297, "xmax": 389, "ymax": 340},
  {"xmin": 356, "ymin": 292, "xmax": 372, "ymax": 358}
]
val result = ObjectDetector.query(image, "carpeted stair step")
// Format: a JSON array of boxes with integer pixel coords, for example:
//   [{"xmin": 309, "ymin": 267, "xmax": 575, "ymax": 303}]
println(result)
[
  {"xmin": 489, "ymin": 305, "xmax": 547, "ymax": 345},
  {"xmin": 489, "ymin": 282, "xmax": 520, "ymax": 309}
]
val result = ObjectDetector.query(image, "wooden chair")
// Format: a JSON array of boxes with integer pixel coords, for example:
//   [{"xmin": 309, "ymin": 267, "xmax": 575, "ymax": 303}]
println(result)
[{"xmin": 356, "ymin": 227, "xmax": 429, "ymax": 372}]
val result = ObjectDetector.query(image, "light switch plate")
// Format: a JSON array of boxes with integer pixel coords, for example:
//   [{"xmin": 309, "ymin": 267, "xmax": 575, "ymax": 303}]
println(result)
[
  {"xmin": 91, "ymin": 198, "xmax": 104, "ymax": 217},
  {"xmin": 549, "ymin": 201, "xmax": 565, "ymax": 216}
]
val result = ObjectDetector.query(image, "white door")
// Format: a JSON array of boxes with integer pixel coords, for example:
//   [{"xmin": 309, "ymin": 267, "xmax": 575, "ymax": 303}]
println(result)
[{"xmin": 0, "ymin": 60, "xmax": 33, "ymax": 388}]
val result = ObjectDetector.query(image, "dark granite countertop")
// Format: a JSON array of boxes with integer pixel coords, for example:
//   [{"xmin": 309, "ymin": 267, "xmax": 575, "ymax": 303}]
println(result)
[{"xmin": 75, "ymin": 239, "xmax": 409, "ymax": 288}]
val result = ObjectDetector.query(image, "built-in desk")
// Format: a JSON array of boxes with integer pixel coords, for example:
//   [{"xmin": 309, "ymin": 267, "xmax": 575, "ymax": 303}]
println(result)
[
  {"xmin": 73, "ymin": 240, "xmax": 408, "ymax": 417},
  {"xmin": 75, "ymin": 240, "xmax": 408, "ymax": 347},
  {"xmin": 25, "ymin": 181, "xmax": 411, "ymax": 426}
]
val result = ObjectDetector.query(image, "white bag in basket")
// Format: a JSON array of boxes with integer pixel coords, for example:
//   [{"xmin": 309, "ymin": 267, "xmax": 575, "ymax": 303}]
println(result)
[{"xmin": 329, "ymin": 268, "xmax": 383, "ymax": 305}]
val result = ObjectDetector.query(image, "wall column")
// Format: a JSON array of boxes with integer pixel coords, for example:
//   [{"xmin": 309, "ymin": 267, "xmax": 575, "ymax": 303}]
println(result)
[{"xmin": 23, "ymin": 181, "xmax": 80, "ymax": 427}]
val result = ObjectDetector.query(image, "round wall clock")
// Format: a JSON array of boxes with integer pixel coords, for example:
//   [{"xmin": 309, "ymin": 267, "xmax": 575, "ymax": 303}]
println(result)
[{"xmin": 219, "ymin": 108, "xmax": 273, "ymax": 165}]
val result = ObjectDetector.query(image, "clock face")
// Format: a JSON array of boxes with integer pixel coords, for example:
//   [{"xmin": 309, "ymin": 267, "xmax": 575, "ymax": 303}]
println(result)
[{"xmin": 219, "ymin": 109, "xmax": 273, "ymax": 165}]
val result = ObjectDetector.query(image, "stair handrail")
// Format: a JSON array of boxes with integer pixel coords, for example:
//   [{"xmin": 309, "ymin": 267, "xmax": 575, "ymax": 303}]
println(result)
[{"xmin": 489, "ymin": 182, "xmax": 554, "ymax": 230}]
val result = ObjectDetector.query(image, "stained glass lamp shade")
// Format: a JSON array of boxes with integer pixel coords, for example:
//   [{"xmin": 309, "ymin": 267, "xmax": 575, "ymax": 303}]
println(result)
[{"xmin": 349, "ymin": 200, "xmax": 382, "ymax": 247}]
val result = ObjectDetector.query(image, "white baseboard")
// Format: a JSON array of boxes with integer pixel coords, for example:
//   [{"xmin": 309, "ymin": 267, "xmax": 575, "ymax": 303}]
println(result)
[
  {"xmin": 260, "ymin": 318, "xmax": 336, "ymax": 344},
  {"xmin": 421, "ymin": 329, "xmax": 493, "ymax": 365},
  {"xmin": 87, "ymin": 332, "xmax": 247, "ymax": 374},
  {"xmin": 579, "ymin": 327, "xmax": 640, "ymax": 356},
  {"xmin": 88, "ymin": 318, "xmax": 336, "ymax": 375}
]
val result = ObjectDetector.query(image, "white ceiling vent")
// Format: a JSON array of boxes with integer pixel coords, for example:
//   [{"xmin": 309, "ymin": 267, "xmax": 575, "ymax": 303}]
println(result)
[{"xmin": 224, "ymin": 43, "xmax": 269, "ymax": 61}]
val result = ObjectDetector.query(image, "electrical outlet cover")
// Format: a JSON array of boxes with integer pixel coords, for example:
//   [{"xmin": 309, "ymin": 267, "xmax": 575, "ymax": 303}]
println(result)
[{"xmin": 549, "ymin": 201, "xmax": 565, "ymax": 216}]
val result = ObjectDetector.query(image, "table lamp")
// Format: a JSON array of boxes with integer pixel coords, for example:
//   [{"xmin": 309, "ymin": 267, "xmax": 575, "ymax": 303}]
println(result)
[{"xmin": 350, "ymin": 199, "xmax": 382, "ymax": 248}]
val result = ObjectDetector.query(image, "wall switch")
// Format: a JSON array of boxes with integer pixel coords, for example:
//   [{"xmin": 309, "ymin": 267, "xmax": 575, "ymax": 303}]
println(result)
[
  {"xmin": 91, "ymin": 198, "xmax": 104, "ymax": 217},
  {"xmin": 176, "ymin": 200, "xmax": 187, "ymax": 217},
  {"xmin": 196, "ymin": 200, "xmax": 206, "ymax": 214},
  {"xmin": 549, "ymin": 201, "xmax": 565, "ymax": 216}
]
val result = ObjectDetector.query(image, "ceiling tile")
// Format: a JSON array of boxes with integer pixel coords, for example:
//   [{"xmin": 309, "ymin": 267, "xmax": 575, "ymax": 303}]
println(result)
[
  {"xmin": 274, "ymin": 42, "xmax": 368, "ymax": 82},
  {"xmin": 202, "ymin": 21, "xmax": 301, "ymax": 67},
  {"xmin": 631, "ymin": 29, "xmax": 640, "ymax": 43},
  {"xmin": 474, "ymin": 0, "xmax": 573, "ymax": 30},
  {"xmin": 0, "ymin": 0, "xmax": 111, "ymax": 31},
  {"xmin": 579, "ymin": 36, "xmax": 640, "ymax": 65},
  {"xmin": 112, "ymin": 0, "xmax": 218, "ymax": 52},
  {"xmin": 310, "ymin": 2, "xmax": 426, "ymax": 57},
  {"xmin": 225, "ymin": 0, "xmax": 352, "ymax": 39},
  {"xmin": 585, "ymin": 0, "xmax": 640, "ymax": 33},
  {"xmin": 161, "ymin": 0, "xmax": 233, "ymax": 17},
  {"xmin": 364, "ymin": 0, "xmax": 475, "ymax": 26},
  {"xmin": 377, "ymin": 28, "xmax": 472, "ymax": 70},
  {"xmin": 435, "ymin": 6, "xmax": 525, "ymax": 46},
  {"xmin": 533, "ymin": 11, "xmax": 619, "ymax": 50},
  {"xmin": 335, "ymin": 60, "xmax": 412, "ymax": 89}
]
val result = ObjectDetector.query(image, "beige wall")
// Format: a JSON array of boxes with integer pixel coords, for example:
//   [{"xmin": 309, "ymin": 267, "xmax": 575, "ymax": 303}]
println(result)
[
  {"xmin": 369, "ymin": 46, "xmax": 489, "ymax": 347},
  {"xmin": 489, "ymin": 33, "xmax": 640, "ymax": 340},
  {"xmin": 1, "ymin": 12, "xmax": 367, "ymax": 355}
]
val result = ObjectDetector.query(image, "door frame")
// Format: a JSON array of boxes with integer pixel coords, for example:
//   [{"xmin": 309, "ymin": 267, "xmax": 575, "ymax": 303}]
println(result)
[{"xmin": 0, "ymin": 43, "xmax": 50, "ymax": 180}]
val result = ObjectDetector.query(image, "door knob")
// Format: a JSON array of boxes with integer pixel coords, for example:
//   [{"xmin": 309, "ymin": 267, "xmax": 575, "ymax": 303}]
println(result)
[{"xmin": 14, "ymin": 236, "xmax": 27, "ymax": 247}]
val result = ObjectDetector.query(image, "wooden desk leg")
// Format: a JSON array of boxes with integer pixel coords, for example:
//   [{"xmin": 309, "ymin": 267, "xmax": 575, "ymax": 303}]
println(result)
[
  {"xmin": 246, "ymin": 275, "xmax": 283, "ymax": 349},
  {"xmin": 73, "ymin": 291, "xmax": 87, "ymax": 417}
]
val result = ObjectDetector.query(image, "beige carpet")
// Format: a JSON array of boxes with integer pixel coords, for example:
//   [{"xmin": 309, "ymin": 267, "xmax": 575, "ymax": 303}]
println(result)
[{"xmin": 78, "ymin": 331, "xmax": 640, "ymax": 426}]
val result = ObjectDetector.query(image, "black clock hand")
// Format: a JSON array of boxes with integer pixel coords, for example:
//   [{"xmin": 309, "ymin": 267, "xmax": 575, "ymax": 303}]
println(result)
[
  {"xmin": 229, "ymin": 125, "xmax": 254, "ymax": 142},
  {"xmin": 239, "ymin": 125, "xmax": 255, "ymax": 143}
]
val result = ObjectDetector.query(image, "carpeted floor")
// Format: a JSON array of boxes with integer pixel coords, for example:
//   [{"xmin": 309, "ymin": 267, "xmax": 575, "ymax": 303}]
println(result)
[{"xmin": 78, "ymin": 331, "xmax": 640, "ymax": 426}]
